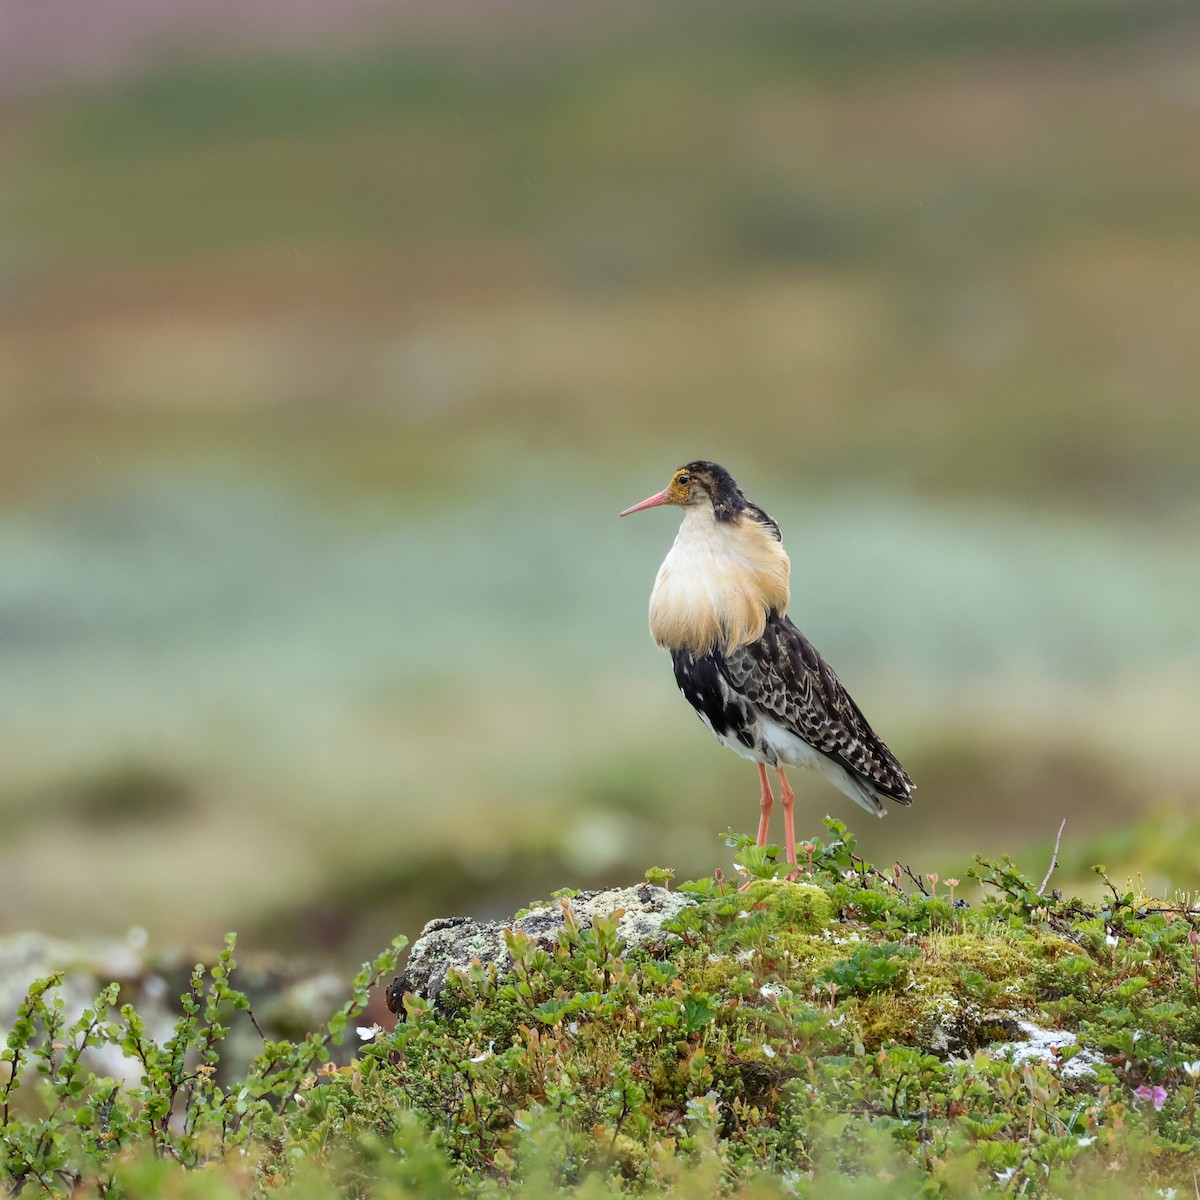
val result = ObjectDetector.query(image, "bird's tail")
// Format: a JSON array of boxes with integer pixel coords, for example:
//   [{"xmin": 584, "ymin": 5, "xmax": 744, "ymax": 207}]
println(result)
[{"xmin": 847, "ymin": 775, "xmax": 889, "ymax": 819}]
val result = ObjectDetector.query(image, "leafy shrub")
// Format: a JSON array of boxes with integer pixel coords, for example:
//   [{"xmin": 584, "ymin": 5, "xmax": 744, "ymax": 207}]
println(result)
[{"xmin": 1, "ymin": 933, "xmax": 405, "ymax": 1195}]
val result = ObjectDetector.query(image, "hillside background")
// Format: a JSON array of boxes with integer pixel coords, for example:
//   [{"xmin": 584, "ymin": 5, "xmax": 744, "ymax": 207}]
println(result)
[{"xmin": 2, "ymin": 0, "xmax": 1199, "ymax": 965}]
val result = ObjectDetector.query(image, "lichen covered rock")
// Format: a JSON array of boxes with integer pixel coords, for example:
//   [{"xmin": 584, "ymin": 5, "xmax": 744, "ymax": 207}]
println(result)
[{"xmin": 386, "ymin": 883, "xmax": 695, "ymax": 1012}]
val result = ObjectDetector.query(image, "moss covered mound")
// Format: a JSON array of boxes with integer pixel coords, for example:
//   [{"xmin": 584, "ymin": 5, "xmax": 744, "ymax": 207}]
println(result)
[{"xmin": 304, "ymin": 821, "xmax": 1200, "ymax": 1197}]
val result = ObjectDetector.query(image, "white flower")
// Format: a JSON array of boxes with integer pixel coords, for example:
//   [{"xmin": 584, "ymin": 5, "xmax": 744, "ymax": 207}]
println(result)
[
  {"xmin": 994, "ymin": 1167, "xmax": 1017, "ymax": 1183},
  {"xmin": 469, "ymin": 1041, "xmax": 495, "ymax": 1064},
  {"xmin": 1076, "ymin": 1135, "xmax": 1096, "ymax": 1147},
  {"xmin": 356, "ymin": 1024, "xmax": 381, "ymax": 1042},
  {"xmin": 1105, "ymin": 932, "xmax": 1119, "ymax": 948},
  {"xmin": 1182, "ymin": 1061, "xmax": 1200, "ymax": 1079},
  {"xmin": 762, "ymin": 1044, "xmax": 777, "ymax": 1059}
]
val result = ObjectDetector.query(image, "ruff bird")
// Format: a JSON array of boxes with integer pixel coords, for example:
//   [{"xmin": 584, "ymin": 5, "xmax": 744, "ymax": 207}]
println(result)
[{"xmin": 621, "ymin": 461, "xmax": 913, "ymax": 870}]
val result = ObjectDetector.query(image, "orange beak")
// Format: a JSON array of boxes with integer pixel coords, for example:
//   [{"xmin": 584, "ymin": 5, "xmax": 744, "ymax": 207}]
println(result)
[{"xmin": 619, "ymin": 488, "xmax": 673, "ymax": 517}]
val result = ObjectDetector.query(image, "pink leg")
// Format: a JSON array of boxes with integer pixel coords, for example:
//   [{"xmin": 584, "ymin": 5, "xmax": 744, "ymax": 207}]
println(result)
[
  {"xmin": 756, "ymin": 763, "xmax": 774, "ymax": 846},
  {"xmin": 776, "ymin": 768, "xmax": 797, "ymax": 872}
]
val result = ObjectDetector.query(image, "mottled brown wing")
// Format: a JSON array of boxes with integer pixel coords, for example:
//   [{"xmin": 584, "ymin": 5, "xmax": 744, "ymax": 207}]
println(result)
[{"xmin": 721, "ymin": 613, "xmax": 914, "ymax": 804}]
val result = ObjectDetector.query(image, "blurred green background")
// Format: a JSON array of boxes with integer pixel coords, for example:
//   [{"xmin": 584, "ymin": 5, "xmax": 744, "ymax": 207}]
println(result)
[{"xmin": 3, "ymin": 0, "xmax": 1200, "ymax": 965}]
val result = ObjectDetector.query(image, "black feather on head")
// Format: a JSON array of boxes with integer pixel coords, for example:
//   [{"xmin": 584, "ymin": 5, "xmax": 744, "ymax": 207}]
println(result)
[
  {"xmin": 680, "ymin": 460, "xmax": 747, "ymax": 522},
  {"xmin": 680, "ymin": 460, "xmax": 782, "ymax": 539}
]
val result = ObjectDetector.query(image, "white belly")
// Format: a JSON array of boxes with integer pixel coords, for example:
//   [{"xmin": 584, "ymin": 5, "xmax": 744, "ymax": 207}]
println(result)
[{"xmin": 698, "ymin": 706, "xmax": 868, "ymax": 807}]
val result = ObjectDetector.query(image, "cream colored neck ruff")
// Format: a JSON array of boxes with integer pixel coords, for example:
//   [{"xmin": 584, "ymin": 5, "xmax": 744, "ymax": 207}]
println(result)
[{"xmin": 648, "ymin": 503, "xmax": 791, "ymax": 655}]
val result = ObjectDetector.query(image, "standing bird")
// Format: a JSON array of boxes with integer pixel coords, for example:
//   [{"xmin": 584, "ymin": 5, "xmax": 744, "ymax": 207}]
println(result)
[{"xmin": 620, "ymin": 461, "xmax": 913, "ymax": 871}]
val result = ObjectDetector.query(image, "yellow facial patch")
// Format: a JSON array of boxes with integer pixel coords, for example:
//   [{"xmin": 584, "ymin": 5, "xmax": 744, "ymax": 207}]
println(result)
[{"xmin": 665, "ymin": 469, "xmax": 695, "ymax": 504}]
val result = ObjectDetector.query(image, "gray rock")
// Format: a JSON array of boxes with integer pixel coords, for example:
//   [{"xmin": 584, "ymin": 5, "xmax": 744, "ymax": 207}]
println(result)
[{"xmin": 386, "ymin": 884, "xmax": 694, "ymax": 1013}]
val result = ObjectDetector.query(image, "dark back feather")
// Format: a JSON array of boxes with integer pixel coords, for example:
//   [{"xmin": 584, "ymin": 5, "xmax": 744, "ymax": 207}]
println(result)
[{"xmin": 721, "ymin": 612, "xmax": 915, "ymax": 804}]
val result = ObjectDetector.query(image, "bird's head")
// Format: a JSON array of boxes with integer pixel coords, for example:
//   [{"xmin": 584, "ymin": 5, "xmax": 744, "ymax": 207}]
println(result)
[{"xmin": 620, "ymin": 461, "xmax": 745, "ymax": 520}]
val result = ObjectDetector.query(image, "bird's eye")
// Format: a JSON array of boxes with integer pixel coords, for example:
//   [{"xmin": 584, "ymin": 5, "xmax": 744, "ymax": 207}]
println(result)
[{"xmin": 677, "ymin": 473, "xmax": 691, "ymax": 486}]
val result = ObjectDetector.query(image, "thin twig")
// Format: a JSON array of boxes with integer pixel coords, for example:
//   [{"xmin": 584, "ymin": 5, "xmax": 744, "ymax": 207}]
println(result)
[
  {"xmin": 1038, "ymin": 819, "xmax": 1067, "ymax": 896},
  {"xmin": 245, "ymin": 1005, "xmax": 267, "ymax": 1041},
  {"xmin": 1095, "ymin": 865, "xmax": 1123, "ymax": 906}
]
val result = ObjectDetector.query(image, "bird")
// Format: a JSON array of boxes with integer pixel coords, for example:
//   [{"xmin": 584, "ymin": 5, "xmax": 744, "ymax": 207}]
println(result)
[{"xmin": 620, "ymin": 460, "xmax": 913, "ymax": 872}]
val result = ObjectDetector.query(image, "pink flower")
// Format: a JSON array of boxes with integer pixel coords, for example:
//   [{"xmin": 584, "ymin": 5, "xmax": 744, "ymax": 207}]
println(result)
[{"xmin": 1135, "ymin": 1084, "xmax": 1168, "ymax": 1111}]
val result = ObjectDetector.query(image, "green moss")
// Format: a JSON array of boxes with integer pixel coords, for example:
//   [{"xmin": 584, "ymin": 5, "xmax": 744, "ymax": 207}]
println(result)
[
  {"xmin": 738, "ymin": 881, "xmax": 835, "ymax": 933},
  {"xmin": 766, "ymin": 931, "xmax": 845, "ymax": 973},
  {"xmin": 854, "ymin": 953, "xmax": 1024, "ymax": 1054}
]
